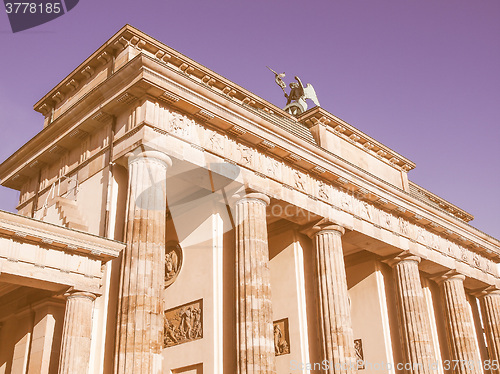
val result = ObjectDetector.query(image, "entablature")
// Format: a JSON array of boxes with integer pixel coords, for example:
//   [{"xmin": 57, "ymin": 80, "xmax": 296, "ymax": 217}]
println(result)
[
  {"xmin": 0, "ymin": 209, "xmax": 123, "ymax": 259},
  {"xmin": 2, "ymin": 51, "xmax": 499, "ymax": 266},
  {"xmin": 299, "ymin": 107, "xmax": 415, "ymax": 173},
  {"xmin": 1, "ymin": 25, "xmax": 497, "ymax": 274},
  {"xmin": 0, "ymin": 210, "xmax": 124, "ymax": 294},
  {"xmin": 33, "ymin": 24, "xmax": 293, "ymax": 129}
]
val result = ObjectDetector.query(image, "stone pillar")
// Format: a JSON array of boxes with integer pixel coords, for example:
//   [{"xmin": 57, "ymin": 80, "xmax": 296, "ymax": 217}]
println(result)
[
  {"xmin": 479, "ymin": 290, "xmax": 500, "ymax": 374},
  {"xmin": 437, "ymin": 272, "xmax": 482, "ymax": 374},
  {"xmin": 387, "ymin": 254, "xmax": 435, "ymax": 374},
  {"xmin": 28, "ymin": 299, "xmax": 65, "ymax": 374},
  {"xmin": 115, "ymin": 149, "xmax": 171, "ymax": 374},
  {"xmin": 235, "ymin": 191, "xmax": 276, "ymax": 374},
  {"xmin": 58, "ymin": 291, "xmax": 97, "ymax": 374},
  {"xmin": 306, "ymin": 220, "xmax": 357, "ymax": 374}
]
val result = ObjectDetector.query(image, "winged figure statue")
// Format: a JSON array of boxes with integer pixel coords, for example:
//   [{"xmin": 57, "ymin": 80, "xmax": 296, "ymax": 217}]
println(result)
[
  {"xmin": 267, "ymin": 66, "xmax": 287, "ymax": 95},
  {"xmin": 268, "ymin": 68, "xmax": 320, "ymax": 116},
  {"xmin": 283, "ymin": 76, "xmax": 320, "ymax": 116}
]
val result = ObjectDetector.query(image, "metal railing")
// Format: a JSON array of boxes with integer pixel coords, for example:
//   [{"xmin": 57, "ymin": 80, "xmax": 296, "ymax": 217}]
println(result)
[{"xmin": 38, "ymin": 175, "xmax": 79, "ymax": 221}]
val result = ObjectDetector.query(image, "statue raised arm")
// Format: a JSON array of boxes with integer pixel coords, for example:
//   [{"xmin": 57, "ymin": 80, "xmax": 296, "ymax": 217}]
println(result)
[
  {"xmin": 283, "ymin": 76, "xmax": 320, "ymax": 116},
  {"xmin": 268, "ymin": 68, "xmax": 321, "ymax": 116}
]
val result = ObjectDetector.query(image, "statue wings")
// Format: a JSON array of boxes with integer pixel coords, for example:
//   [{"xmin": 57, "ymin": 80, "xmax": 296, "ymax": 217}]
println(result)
[
  {"xmin": 295, "ymin": 76, "xmax": 320, "ymax": 108},
  {"xmin": 303, "ymin": 83, "xmax": 320, "ymax": 107}
]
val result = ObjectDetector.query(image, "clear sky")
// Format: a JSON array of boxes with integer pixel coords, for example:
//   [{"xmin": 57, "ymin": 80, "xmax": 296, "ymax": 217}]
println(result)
[{"xmin": 0, "ymin": 0, "xmax": 498, "ymax": 238}]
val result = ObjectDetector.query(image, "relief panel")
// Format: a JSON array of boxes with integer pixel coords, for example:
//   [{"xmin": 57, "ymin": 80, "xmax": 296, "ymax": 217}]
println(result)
[
  {"xmin": 354, "ymin": 338, "xmax": 365, "ymax": 370},
  {"xmin": 164, "ymin": 299, "xmax": 203, "ymax": 348},
  {"xmin": 273, "ymin": 318, "xmax": 290, "ymax": 356}
]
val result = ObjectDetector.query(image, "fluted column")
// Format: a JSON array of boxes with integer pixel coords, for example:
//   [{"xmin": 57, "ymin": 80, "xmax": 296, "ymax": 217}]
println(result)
[
  {"xmin": 437, "ymin": 272, "xmax": 482, "ymax": 374},
  {"xmin": 479, "ymin": 290, "xmax": 500, "ymax": 374},
  {"xmin": 235, "ymin": 191, "xmax": 276, "ymax": 374},
  {"xmin": 58, "ymin": 291, "xmax": 96, "ymax": 374},
  {"xmin": 115, "ymin": 149, "xmax": 171, "ymax": 374},
  {"xmin": 387, "ymin": 254, "xmax": 435, "ymax": 374},
  {"xmin": 306, "ymin": 220, "xmax": 357, "ymax": 374}
]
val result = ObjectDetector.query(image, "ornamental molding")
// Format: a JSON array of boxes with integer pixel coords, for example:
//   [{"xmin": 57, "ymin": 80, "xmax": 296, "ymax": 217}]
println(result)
[
  {"xmin": 299, "ymin": 107, "xmax": 415, "ymax": 173},
  {"xmin": 14, "ymin": 26, "xmax": 496, "ymax": 267},
  {"xmin": 34, "ymin": 25, "xmax": 290, "ymax": 124},
  {"xmin": 0, "ymin": 212, "xmax": 123, "ymax": 261},
  {"xmin": 144, "ymin": 106, "xmax": 500, "ymax": 270}
]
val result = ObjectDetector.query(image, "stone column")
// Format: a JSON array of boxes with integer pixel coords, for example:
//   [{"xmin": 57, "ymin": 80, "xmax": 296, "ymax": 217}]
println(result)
[
  {"xmin": 387, "ymin": 254, "xmax": 435, "ymax": 374},
  {"xmin": 28, "ymin": 299, "xmax": 65, "ymax": 374},
  {"xmin": 306, "ymin": 220, "xmax": 357, "ymax": 374},
  {"xmin": 479, "ymin": 290, "xmax": 500, "ymax": 374},
  {"xmin": 437, "ymin": 272, "xmax": 482, "ymax": 374},
  {"xmin": 58, "ymin": 291, "xmax": 97, "ymax": 374},
  {"xmin": 235, "ymin": 191, "xmax": 276, "ymax": 374},
  {"xmin": 115, "ymin": 149, "xmax": 171, "ymax": 374}
]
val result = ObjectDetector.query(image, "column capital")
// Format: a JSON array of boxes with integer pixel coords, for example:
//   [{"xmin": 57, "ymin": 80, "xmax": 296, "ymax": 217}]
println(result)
[
  {"xmin": 302, "ymin": 218, "xmax": 345, "ymax": 238},
  {"xmin": 382, "ymin": 252, "xmax": 421, "ymax": 268},
  {"xmin": 126, "ymin": 147, "xmax": 172, "ymax": 169},
  {"xmin": 471, "ymin": 286, "xmax": 500, "ymax": 298},
  {"xmin": 432, "ymin": 270, "xmax": 466, "ymax": 285},
  {"xmin": 64, "ymin": 290, "xmax": 97, "ymax": 302},
  {"xmin": 232, "ymin": 187, "xmax": 270, "ymax": 206}
]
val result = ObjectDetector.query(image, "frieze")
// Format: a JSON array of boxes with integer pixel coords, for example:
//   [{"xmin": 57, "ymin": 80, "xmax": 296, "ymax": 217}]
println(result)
[
  {"xmin": 155, "ymin": 106, "xmax": 497, "ymax": 277},
  {"xmin": 164, "ymin": 299, "xmax": 203, "ymax": 348},
  {"xmin": 359, "ymin": 201, "xmax": 372, "ymax": 221},
  {"xmin": 237, "ymin": 144, "xmax": 253, "ymax": 166},
  {"xmin": 273, "ymin": 318, "xmax": 290, "ymax": 356},
  {"xmin": 293, "ymin": 170, "xmax": 306, "ymax": 192}
]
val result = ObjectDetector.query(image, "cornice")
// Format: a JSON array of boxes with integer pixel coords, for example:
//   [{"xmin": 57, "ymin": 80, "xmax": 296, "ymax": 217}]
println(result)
[
  {"xmin": 0, "ymin": 209, "xmax": 124, "ymax": 260},
  {"xmin": 5, "ymin": 52, "xmax": 500, "ymax": 257},
  {"xmin": 33, "ymin": 24, "xmax": 293, "ymax": 123},
  {"xmin": 298, "ymin": 107, "xmax": 416, "ymax": 172},
  {"xmin": 2, "ymin": 25, "xmax": 497, "ymax": 260},
  {"xmin": 408, "ymin": 181, "xmax": 473, "ymax": 222},
  {"xmin": 0, "ymin": 55, "xmax": 145, "ymax": 187}
]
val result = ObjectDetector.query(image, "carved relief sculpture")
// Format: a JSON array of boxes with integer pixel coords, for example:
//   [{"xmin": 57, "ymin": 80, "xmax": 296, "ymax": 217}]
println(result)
[
  {"xmin": 294, "ymin": 170, "xmax": 306, "ymax": 191},
  {"xmin": 398, "ymin": 216, "xmax": 410, "ymax": 236},
  {"xmin": 237, "ymin": 144, "xmax": 253, "ymax": 166},
  {"xmin": 273, "ymin": 318, "xmax": 290, "ymax": 356},
  {"xmin": 354, "ymin": 339, "xmax": 365, "ymax": 370},
  {"xmin": 164, "ymin": 299, "xmax": 203, "ymax": 348},
  {"xmin": 165, "ymin": 241, "xmax": 183, "ymax": 288},
  {"xmin": 318, "ymin": 181, "xmax": 329, "ymax": 201},
  {"xmin": 208, "ymin": 131, "xmax": 224, "ymax": 154},
  {"xmin": 341, "ymin": 191, "xmax": 353, "ymax": 212},
  {"xmin": 360, "ymin": 201, "xmax": 372, "ymax": 220}
]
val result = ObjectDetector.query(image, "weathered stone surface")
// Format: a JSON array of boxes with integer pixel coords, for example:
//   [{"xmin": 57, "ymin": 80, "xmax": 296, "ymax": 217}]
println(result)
[
  {"xmin": 480, "ymin": 291, "xmax": 500, "ymax": 374},
  {"xmin": 387, "ymin": 254, "xmax": 436, "ymax": 374},
  {"xmin": 58, "ymin": 291, "xmax": 96, "ymax": 374},
  {"xmin": 438, "ymin": 272, "xmax": 482, "ymax": 374},
  {"xmin": 115, "ymin": 149, "xmax": 171, "ymax": 374},
  {"xmin": 235, "ymin": 192, "xmax": 276, "ymax": 374},
  {"xmin": 306, "ymin": 221, "xmax": 357, "ymax": 374}
]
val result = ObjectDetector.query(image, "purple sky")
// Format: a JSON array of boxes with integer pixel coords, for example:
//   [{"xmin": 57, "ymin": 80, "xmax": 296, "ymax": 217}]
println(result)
[{"xmin": 0, "ymin": 0, "xmax": 498, "ymax": 239}]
